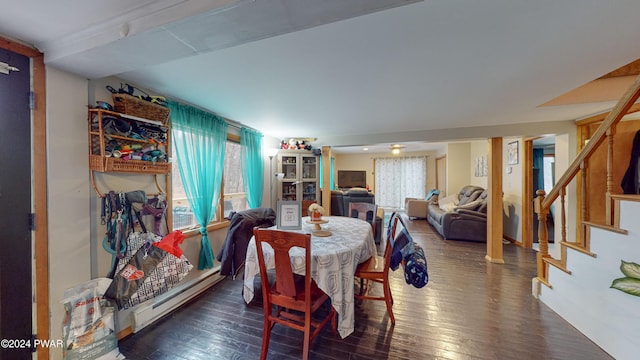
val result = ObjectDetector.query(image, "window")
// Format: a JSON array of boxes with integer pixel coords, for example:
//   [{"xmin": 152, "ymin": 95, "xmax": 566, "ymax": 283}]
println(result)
[
  {"xmin": 171, "ymin": 131, "xmax": 248, "ymax": 230},
  {"xmin": 171, "ymin": 162, "xmax": 198, "ymax": 229},
  {"xmin": 171, "ymin": 128, "xmax": 199, "ymax": 230},
  {"xmin": 223, "ymin": 138, "xmax": 248, "ymax": 218},
  {"xmin": 375, "ymin": 156, "xmax": 427, "ymax": 210}
]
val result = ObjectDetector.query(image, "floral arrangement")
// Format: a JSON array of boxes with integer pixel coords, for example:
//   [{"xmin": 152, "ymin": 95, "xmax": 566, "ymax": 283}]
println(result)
[{"xmin": 308, "ymin": 203, "xmax": 325, "ymax": 215}]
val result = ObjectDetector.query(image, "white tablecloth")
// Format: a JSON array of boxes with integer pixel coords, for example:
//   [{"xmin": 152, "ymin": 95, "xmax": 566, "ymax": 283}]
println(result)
[{"xmin": 243, "ymin": 216, "xmax": 377, "ymax": 338}]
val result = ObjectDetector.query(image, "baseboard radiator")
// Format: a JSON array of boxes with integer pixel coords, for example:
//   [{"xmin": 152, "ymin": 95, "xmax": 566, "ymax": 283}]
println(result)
[{"xmin": 132, "ymin": 270, "xmax": 225, "ymax": 332}]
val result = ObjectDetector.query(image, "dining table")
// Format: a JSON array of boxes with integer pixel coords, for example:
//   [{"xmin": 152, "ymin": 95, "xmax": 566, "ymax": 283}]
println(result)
[{"xmin": 242, "ymin": 215, "xmax": 377, "ymax": 339}]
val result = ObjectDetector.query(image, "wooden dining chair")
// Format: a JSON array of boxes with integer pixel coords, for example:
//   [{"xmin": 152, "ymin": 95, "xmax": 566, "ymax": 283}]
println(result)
[
  {"xmin": 253, "ymin": 228, "xmax": 336, "ymax": 360},
  {"xmin": 348, "ymin": 202, "xmax": 378, "ymax": 239},
  {"xmin": 301, "ymin": 199, "xmax": 316, "ymax": 217},
  {"xmin": 353, "ymin": 212, "xmax": 400, "ymax": 325}
]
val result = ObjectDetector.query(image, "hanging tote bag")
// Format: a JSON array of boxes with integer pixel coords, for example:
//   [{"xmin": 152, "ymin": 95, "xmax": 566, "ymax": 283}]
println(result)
[{"xmin": 105, "ymin": 230, "xmax": 192, "ymax": 310}]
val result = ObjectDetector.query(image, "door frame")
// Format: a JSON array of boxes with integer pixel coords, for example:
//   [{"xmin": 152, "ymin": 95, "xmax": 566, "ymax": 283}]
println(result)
[
  {"xmin": 1, "ymin": 36, "xmax": 49, "ymax": 359},
  {"xmin": 435, "ymin": 155, "xmax": 446, "ymax": 197},
  {"xmin": 521, "ymin": 138, "xmax": 535, "ymax": 248}
]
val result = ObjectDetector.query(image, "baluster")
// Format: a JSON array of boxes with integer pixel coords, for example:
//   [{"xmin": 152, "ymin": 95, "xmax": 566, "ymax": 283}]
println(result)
[
  {"xmin": 580, "ymin": 161, "xmax": 587, "ymax": 245},
  {"xmin": 560, "ymin": 187, "xmax": 566, "ymax": 243},
  {"xmin": 534, "ymin": 190, "xmax": 549, "ymax": 280},
  {"xmin": 606, "ymin": 127, "xmax": 614, "ymax": 225}
]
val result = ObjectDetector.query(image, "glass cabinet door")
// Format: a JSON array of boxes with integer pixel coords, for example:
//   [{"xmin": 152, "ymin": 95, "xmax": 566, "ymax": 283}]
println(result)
[
  {"xmin": 281, "ymin": 154, "xmax": 298, "ymax": 201},
  {"xmin": 277, "ymin": 152, "xmax": 319, "ymax": 202},
  {"xmin": 301, "ymin": 155, "xmax": 317, "ymax": 200}
]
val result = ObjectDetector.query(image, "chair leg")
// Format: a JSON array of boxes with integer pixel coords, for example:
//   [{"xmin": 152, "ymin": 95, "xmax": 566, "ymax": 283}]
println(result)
[
  {"xmin": 260, "ymin": 317, "xmax": 271, "ymax": 360},
  {"xmin": 331, "ymin": 309, "xmax": 337, "ymax": 335},
  {"xmin": 302, "ymin": 317, "xmax": 312, "ymax": 360},
  {"xmin": 383, "ymin": 281, "xmax": 395, "ymax": 325}
]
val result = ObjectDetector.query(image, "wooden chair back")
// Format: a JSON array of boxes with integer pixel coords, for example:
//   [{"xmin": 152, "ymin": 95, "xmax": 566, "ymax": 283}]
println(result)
[
  {"xmin": 348, "ymin": 202, "xmax": 378, "ymax": 237},
  {"xmin": 301, "ymin": 200, "xmax": 317, "ymax": 217},
  {"xmin": 254, "ymin": 228, "xmax": 311, "ymax": 307},
  {"xmin": 386, "ymin": 213, "xmax": 402, "ymax": 265},
  {"xmin": 252, "ymin": 228, "xmax": 335, "ymax": 359},
  {"xmin": 353, "ymin": 212, "xmax": 400, "ymax": 324}
]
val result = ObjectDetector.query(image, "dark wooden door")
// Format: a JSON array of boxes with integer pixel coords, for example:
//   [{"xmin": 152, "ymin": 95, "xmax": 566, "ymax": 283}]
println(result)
[{"xmin": 0, "ymin": 48, "xmax": 33, "ymax": 359}]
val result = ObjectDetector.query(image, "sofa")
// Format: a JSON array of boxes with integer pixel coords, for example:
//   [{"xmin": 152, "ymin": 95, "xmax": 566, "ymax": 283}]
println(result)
[
  {"xmin": 427, "ymin": 185, "xmax": 487, "ymax": 242},
  {"xmin": 330, "ymin": 188, "xmax": 382, "ymax": 244}
]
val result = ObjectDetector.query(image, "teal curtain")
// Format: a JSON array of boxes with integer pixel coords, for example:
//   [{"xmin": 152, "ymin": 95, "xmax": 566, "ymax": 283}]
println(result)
[
  {"xmin": 319, "ymin": 156, "xmax": 323, "ymax": 188},
  {"xmin": 240, "ymin": 127, "xmax": 264, "ymax": 208},
  {"xmin": 169, "ymin": 100, "xmax": 228, "ymax": 270},
  {"xmin": 319, "ymin": 156, "xmax": 336, "ymax": 190},
  {"xmin": 330, "ymin": 157, "xmax": 335, "ymax": 190},
  {"xmin": 533, "ymin": 149, "xmax": 545, "ymax": 192}
]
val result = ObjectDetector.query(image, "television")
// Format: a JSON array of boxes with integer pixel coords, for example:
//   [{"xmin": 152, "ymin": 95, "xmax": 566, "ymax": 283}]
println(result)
[{"xmin": 337, "ymin": 170, "xmax": 367, "ymax": 189}]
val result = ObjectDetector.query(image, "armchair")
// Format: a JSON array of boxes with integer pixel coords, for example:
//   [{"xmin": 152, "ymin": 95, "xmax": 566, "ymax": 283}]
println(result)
[
  {"xmin": 427, "ymin": 185, "xmax": 487, "ymax": 242},
  {"xmin": 405, "ymin": 190, "xmax": 440, "ymax": 219}
]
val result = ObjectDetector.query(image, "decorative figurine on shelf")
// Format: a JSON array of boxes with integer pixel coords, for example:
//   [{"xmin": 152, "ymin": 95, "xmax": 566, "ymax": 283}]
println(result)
[
  {"xmin": 280, "ymin": 138, "xmax": 315, "ymax": 151},
  {"xmin": 308, "ymin": 203, "xmax": 325, "ymax": 221}
]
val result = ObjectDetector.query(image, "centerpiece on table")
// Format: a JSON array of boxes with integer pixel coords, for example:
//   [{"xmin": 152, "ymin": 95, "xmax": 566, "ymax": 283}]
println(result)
[{"xmin": 308, "ymin": 203, "xmax": 325, "ymax": 221}]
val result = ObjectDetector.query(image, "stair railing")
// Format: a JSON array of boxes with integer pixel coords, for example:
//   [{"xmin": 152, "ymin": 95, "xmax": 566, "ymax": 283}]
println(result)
[{"xmin": 534, "ymin": 74, "xmax": 640, "ymax": 285}]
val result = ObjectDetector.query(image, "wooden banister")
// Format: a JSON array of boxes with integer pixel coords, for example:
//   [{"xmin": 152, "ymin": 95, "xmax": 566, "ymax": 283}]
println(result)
[
  {"xmin": 542, "ymin": 74, "xmax": 640, "ymax": 210},
  {"xmin": 535, "ymin": 73, "xmax": 640, "ymax": 285}
]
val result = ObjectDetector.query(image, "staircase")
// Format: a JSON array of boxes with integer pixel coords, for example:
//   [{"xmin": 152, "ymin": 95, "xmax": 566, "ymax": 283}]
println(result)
[
  {"xmin": 531, "ymin": 73, "xmax": 640, "ymax": 360},
  {"xmin": 537, "ymin": 197, "xmax": 640, "ymax": 360}
]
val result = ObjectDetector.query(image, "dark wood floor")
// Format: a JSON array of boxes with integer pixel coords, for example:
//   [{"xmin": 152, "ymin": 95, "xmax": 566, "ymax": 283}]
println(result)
[{"xmin": 118, "ymin": 214, "xmax": 612, "ymax": 359}]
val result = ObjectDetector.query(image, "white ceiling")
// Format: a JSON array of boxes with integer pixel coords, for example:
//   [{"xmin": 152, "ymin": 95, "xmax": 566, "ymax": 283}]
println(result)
[{"xmin": 3, "ymin": 0, "xmax": 640, "ymax": 152}]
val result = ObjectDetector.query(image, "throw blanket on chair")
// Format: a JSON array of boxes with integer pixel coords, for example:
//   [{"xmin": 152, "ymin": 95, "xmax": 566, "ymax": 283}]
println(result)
[
  {"xmin": 404, "ymin": 243, "xmax": 429, "ymax": 288},
  {"xmin": 390, "ymin": 226, "xmax": 415, "ymax": 271},
  {"xmin": 217, "ymin": 208, "xmax": 276, "ymax": 278},
  {"xmin": 387, "ymin": 212, "xmax": 429, "ymax": 288}
]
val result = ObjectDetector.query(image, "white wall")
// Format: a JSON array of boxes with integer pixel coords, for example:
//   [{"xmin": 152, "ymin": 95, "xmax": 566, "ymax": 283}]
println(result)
[
  {"xmin": 503, "ymin": 138, "xmax": 523, "ymax": 241},
  {"xmin": 468, "ymin": 140, "xmax": 489, "ymax": 189},
  {"xmin": 446, "ymin": 142, "xmax": 471, "ymax": 195},
  {"xmin": 46, "ymin": 67, "xmax": 93, "ymax": 354}
]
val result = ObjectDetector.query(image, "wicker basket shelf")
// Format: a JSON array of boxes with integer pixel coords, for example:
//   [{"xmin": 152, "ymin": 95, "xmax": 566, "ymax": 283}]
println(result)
[
  {"xmin": 112, "ymin": 94, "xmax": 170, "ymax": 124},
  {"xmin": 88, "ymin": 109, "xmax": 171, "ymax": 176},
  {"xmin": 104, "ymin": 134, "xmax": 157, "ymax": 144},
  {"xmin": 89, "ymin": 155, "xmax": 171, "ymax": 174}
]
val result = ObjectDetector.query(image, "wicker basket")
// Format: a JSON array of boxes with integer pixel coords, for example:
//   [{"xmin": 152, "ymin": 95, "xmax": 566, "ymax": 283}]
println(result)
[
  {"xmin": 89, "ymin": 155, "xmax": 107, "ymax": 172},
  {"xmin": 90, "ymin": 155, "xmax": 170, "ymax": 174},
  {"xmin": 112, "ymin": 94, "xmax": 170, "ymax": 124},
  {"xmin": 105, "ymin": 158, "xmax": 171, "ymax": 174}
]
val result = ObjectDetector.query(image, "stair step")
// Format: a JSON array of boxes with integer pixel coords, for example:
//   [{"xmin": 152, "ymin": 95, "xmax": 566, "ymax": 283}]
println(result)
[
  {"xmin": 536, "ymin": 276, "xmax": 552, "ymax": 289},
  {"xmin": 560, "ymin": 241, "xmax": 597, "ymax": 257},
  {"xmin": 582, "ymin": 221, "xmax": 628, "ymax": 235},
  {"xmin": 543, "ymin": 257, "xmax": 572, "ymax": 275}
]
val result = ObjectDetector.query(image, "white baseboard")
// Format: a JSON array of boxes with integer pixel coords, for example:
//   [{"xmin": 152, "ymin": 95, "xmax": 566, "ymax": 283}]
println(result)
[{"xmin": 132, "ymin": 270, "xmax": 225, "ymax": 332}]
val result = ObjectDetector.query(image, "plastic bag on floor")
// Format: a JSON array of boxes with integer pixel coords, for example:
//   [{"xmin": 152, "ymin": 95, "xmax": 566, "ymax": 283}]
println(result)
[{"xmin": 60, "ymin": 278, "xmax": 125, "ymax": 360}]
